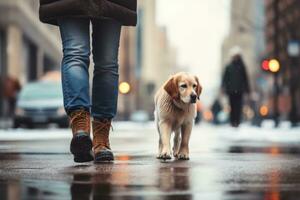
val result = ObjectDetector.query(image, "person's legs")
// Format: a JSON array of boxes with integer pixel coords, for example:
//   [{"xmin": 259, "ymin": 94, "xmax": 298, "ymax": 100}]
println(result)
[
  {"xmin": 91, "ymin": 19, "xmax": 121, "ymax": 162},
  {"xmin": 91, "ymin": 19, "xmax": 121, "ymax": 120},
  {"xmin": 58, "ymin": 18, "xmax": 93, "ymax": 162},
  {"xmin": 58, "ymin": 18, "xmax": 91, "ymax": 113},
  {"xmin": 230, "ymin": 93, "xmax": 243, "ymax": 127},
  {"xmin": 228, "ymin": 94, "xmax": 235, "ymax": 126},
  {"xmin": 235, "ymin": 94, "xmax": 243, "ymax": 126},
  {"xmin": 8, "ymin": 98, "xmax": 16, "ymax": 117}
]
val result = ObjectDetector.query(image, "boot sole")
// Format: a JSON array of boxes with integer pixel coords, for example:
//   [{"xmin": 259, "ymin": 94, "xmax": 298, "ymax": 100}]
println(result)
[
  {"xmin": 94, "ymin": 150, "xmax": 114, "ymax": 163},
  {"xmin": 70, "ymin": 134, "xmax": 94, "ymax": 163}
]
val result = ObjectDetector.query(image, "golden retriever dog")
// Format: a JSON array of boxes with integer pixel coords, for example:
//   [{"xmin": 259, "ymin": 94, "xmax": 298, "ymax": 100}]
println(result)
[{"xmin": 154, "ymin": 72, "xmax": 202, "ymax": 160}]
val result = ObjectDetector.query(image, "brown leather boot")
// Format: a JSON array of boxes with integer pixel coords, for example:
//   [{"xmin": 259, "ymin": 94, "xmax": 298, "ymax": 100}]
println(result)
[
  {"xmin": 69, "ymin": 109, "xmax": 93, "ymax": 163},
  {"xmin": 92, "ymin": 119, "xmax": 114, "ymax": 162}
]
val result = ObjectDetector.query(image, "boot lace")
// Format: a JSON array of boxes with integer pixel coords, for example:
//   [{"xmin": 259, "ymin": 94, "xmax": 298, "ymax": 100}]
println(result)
[
  {"xmin": 93, "ymin": 119, "xmax": 112, "ymax": 150},
  {"xmin": 69, "ymin": 109, "xmax": 90, "ymax": 134}
]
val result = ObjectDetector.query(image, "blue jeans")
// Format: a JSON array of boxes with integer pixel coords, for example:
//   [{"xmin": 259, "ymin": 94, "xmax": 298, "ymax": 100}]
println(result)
[{"xmin": 58, "ymin": 18, "xmax": 121, "ymax": 120}]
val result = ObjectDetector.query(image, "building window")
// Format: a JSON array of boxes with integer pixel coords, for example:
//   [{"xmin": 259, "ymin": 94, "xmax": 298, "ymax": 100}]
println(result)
[
  {"xmin": 23, "ymin": 37, "xmax": 37, "ymax": 81},
  {"xmin": 0, "ymin": 30, "xmax": 7, "ymax": 117},
  {"xmin": 44, "ymin": 55, "xmax": 59, "ymax": 73},
  {"xmin": 136, "ymin": 8, "xmax": 144, "ymax": 79},
  {"xmin": 0, "ymin": 30, "xmax": 6, "ymax": 76}
]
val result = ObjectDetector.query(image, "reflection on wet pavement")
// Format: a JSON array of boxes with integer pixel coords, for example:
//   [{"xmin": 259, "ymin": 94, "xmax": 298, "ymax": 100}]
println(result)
[
  {"xmin": 1, "ymin": 152, "xmax": 300, "ymax": 200},
  {"xmin": 158, "ymin": 163, "xmax": 192, "ymax": 200},
  {"xmin": 229, "ymin": 145, "xmax": 300, "ymax": 154},
  {"xmin": 2, "ymin": 124, "xmax": 300, "ymax": 200}
]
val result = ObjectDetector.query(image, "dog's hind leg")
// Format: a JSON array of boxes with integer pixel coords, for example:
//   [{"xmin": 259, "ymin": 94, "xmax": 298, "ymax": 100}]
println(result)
[
  {"xmin": 173, "ymin": 129, "xmax": 181, "ymax": 158},
  {"xmin": 157, "ymin": 137, "xmax": 163, "ymax": 158},
  {"xmin": 157, "ymin": 128, "xmax": 163, "ymax": 158},
  {"xmin": 155, "ymin": 111, "xmax": 163, "ymax": 158},
  {"xmin": 157, "ymin": 121, "xmax": 172, "ymax": 160}
]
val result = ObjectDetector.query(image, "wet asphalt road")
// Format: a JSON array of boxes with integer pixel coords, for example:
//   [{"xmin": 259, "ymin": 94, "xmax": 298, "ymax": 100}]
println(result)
[{"xmin": 1, "ymin": 123, "xmax": 300, "ymax": 200}]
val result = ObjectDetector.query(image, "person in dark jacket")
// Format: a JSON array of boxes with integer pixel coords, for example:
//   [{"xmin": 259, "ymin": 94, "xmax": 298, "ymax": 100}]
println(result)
[
  {"xmin": 2, "ymin": 76, "xmax": 21, "ymax": 116},
  {"xmin": 222, "ymin": 46, "xmax": 250, "ymax": 127},
  {"xmin": 39, "ymin": 0, "xmax": 137, "ymax": 163}
]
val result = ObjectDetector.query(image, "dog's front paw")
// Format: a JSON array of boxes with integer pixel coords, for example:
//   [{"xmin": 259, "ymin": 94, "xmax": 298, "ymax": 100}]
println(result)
[
  {"xmin": 173, "ymin": 152, "xmax": 178, "ymax": 158},
  {"xmin": 177, "ymin": 149, "xmax": 190, "ymax": 160},
  {"xmin": 157, "ymin": 152, "xmax": 172, "ymax": 160},
  {"xmin": 173, "ymin": 145, "xmax": 180, "ymax": 158},
  {"xmin": 173, "ymin": 150, "xmax": 180, "ymax": 158},
  {"xmin": 178, "ymin": 154, "xmax": 189, "ymax": 160}
]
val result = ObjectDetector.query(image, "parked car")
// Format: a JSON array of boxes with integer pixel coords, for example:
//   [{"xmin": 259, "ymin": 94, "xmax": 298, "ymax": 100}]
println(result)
[{"xmin": 13, "ymin": 81, "xmax": 68, "ymax": 128}]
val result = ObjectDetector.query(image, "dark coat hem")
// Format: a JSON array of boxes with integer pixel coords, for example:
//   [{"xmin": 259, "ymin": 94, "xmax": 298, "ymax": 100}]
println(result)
[{"xmin": 39, "ymin": 0, "xmax": 137, "ymax": 26}]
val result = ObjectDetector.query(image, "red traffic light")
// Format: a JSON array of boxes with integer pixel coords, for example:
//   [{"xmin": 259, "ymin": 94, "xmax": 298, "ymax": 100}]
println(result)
[
  {"xmin": 262, "ymin": 60, "xmax": 269, "ymax": 71},
  {"xmin": 261, "ymin": 59, "xmax": 280, "ymax": 73}
]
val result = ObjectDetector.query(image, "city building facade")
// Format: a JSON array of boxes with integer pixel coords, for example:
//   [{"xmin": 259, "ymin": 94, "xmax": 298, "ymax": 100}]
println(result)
[
  {"xmin": 117, "ymin": 0, "xmax": 177, "ymax": 119},
  {"xmin": 222, "ymin": 0, "xmax": 265, "ymax": 89},
  {"xmin": 0, "ymin": 0, "xmax": 177, "ymax": 121},
  {"xmin": 0, "ymin": 0, "xmax": 61, "ymax": 118},
  {"xmin": 265, "ymin": 0, "xmax": 300, "ymax": 122},
  {"xmin": 117, "ymin": 27, "xmax": 138, "ymax": 120}
]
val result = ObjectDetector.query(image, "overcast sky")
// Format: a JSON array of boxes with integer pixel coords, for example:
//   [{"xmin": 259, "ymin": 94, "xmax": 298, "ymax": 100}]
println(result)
[{"xmin": 156, "ymin": 0, "xmax": 230, "ymax": 105}]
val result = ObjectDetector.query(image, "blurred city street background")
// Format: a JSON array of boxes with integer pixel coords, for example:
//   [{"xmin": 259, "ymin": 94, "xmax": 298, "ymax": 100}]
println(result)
[{"xmin": 1, "ymin": 0, "xmax": 300, "ymax": 199}]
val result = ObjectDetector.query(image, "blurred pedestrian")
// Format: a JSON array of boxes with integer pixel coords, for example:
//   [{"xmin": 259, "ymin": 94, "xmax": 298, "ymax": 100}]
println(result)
[
  {"xmin": 221, "ymin": 46, "xmax": 250, "ymax": 127},
  {"xmin": 211, "ymin": 97, "xmax": 222, "ymax": 125},
  {"xmin": 2, "ymin": 76, "xmax": 21, "ymax": 117},
  {"xmin": 39, "ymin": 0, "xmax": 137, "ymax": 163},
  {"xmin": 195, "ymin": 101, "xmax": 202, "ymax": 124},
  {"xmin": 249, "ymin": 91, "xmax": 262, "ymax": 127}
]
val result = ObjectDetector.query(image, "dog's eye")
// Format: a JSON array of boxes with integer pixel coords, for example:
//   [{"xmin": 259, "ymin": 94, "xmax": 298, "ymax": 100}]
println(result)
[
  {"xmin": 193, "ymin": 84, "xmax": 197, "ymax": 88},
  {"xmin": 180, "ymin": 84, "xmax": 187, "ymax": 88}
]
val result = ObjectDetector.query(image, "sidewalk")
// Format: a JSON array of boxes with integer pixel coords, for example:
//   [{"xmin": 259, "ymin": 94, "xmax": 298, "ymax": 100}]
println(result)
[
  {"xmin": 1, "ymin": 121, "xmax": 300, "ymax": 155},
  {"xmin": 1, "ymin": 121, "xmax": 300, "ymax": 200}
]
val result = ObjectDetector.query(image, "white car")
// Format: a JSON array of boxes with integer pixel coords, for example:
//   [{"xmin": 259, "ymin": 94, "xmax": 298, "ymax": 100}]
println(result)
[{"xmin": 13, "ymin": 81, "xmax": 68, "ymax": 128}]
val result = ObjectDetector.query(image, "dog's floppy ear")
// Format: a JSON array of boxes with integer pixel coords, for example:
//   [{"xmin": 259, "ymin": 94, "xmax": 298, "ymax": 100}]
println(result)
[
  {"xmin": 195, "ymin": 76, "xmax": 202, "ymax": 99},
  {"xmin": 164, "ymin": 77, "xmax": 179, "ymax": 99}
]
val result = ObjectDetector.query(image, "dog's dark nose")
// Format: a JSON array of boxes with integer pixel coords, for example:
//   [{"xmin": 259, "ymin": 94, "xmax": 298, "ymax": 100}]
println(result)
[{"xmin": 190, "ymin": 94, "xmax": 197, "ymax": 103}]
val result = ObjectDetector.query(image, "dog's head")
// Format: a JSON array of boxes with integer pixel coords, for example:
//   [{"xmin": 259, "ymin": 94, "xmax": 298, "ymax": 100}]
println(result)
[{"xmin": 164, "ymin": 72, "xmax": 202, "ymax": 104}]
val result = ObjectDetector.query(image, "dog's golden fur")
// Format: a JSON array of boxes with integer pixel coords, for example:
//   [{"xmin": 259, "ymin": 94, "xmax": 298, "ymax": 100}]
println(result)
[{"xmin": 154, "ymin": 72, "xmax": 202, "ymax": 160}]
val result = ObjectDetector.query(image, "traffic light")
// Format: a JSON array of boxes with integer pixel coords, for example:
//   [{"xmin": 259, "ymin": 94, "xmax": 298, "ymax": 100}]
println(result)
[
  {"xmin": 261, "ymin": 59, "xmax": 280, "ymax": 73},
  {"xmin": 261, "ymin": 60, "xmax": 270, "ymax": 71},
  {"xmin": 269, "ymin": 59, "xmax": 280, "ymax": 73}
]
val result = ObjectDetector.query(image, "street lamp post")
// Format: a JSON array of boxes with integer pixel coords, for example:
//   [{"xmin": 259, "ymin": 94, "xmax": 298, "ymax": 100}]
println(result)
[
  {"xmin": 268, "ymin": 59, "xmax": 280, "ymax": 127},
  {"xmin": 119, "ymin": 81, "xmax": 131, "ymax": 121},
  {"xmin": 260, "ymin": 58, "xmax": 280, "ymax": 127},
  {"xmin": 287, "ymin": 40, "xmax": 300, "ymax": 126},
  {"xmin": 273, "ymin": 0, "xmax": 280, "ymax": 128}
]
